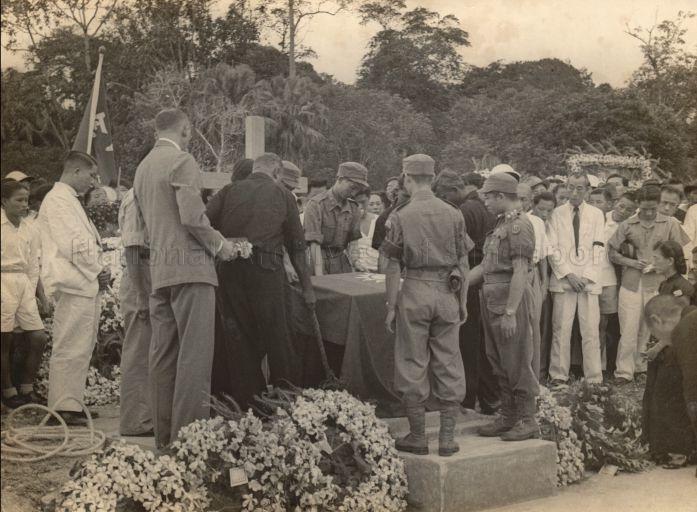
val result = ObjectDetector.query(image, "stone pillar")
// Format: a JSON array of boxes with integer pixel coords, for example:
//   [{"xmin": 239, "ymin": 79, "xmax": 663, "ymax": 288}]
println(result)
[{"xmin": 245, "ymin": 116, "xmax": 265, "ymax": 160}]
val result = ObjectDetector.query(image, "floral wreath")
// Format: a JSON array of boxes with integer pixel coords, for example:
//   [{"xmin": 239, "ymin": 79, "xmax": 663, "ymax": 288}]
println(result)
[
  {"xmin": 566, "ymin": 154, "xmax": 653, "ymax": 181},
  {"xmin": 56, "ymin": 388, "xmax": 408, "ymax": 511}
]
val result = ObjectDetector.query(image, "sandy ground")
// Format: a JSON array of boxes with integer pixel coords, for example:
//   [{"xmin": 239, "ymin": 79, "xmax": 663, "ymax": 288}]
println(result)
[{"xmin": 489, "ymin": 466, "xmax": 697, "ymax": 512}]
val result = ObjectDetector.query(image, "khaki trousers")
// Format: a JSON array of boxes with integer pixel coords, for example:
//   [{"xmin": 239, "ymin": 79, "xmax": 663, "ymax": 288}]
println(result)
[
  {"xmin": 119, "ymin": 247, "xmax": 153, "ymax": 435},
  {"xmin": 394, "ymin": 278, "xmax": 466, "ymax": 406},
  {"xmin": 149, "ymin": 283, "xmax": 215, "ymax": 448}
]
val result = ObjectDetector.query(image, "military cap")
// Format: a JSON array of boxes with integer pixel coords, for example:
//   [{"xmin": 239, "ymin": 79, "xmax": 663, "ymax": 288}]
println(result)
[
  {"xmin": 433, "ymin": 169, "xmax": 464, "ymax": 189},
  {"xmin": 403, "ymin": 154, "xmax": 435, "ymax": 176},
  {"xmin": 491, "ymin": 163, "xmax": 520, "ymax": 182},
  {"xmin": 481, "ymin": 173, "xmax": 519, "ymax": 195},
  {"xmin": 337, "ymin": 162, "xmax": 369, "ymax": 188},
  {"xmin": 280, "ymin": 160, "xmax": 302, "ymax": 189},
  {"xmin": 4, "ymin": 170, "xmax": 33, "ymax": 182},
  {"xmin": 524, "ymin": 175, "xmax": 544, "ymax": 189}
]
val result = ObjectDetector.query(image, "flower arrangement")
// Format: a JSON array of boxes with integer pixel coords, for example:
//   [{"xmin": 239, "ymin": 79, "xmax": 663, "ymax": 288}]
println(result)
[
  {"xmin": 86, "ymin": 201, "xmax": 121, "ymax": 238},
  {"xmin": 537, "ymin": 387, "xmax": 585, "ymax": 486},
  {"xmin": 56, "ymin": 442, "xmax": 209, "ymax": 511},
  {"xmin": 566, "ymin": 154, "xmax": 653, "ymax": 182},
  {"xmin": 559, "ymin": 381, "xmax": 651, "ymax": 473},
  {"xmin": 56, "ymin": 387, "xmax": 408, "ymax": 511},
  {"xmin": 175, "ymin": 387, "xmax": 408, "ymax": 511}
]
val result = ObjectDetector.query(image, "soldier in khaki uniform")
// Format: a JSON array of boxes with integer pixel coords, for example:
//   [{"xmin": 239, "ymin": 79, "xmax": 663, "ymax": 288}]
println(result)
[
  {"xmin": 383, "ymin": 154, "xmax": 469, "ymax": 457},
  {"xmin": 304, "ymin": 162, "xmax": 367, "ymax": 275},
  {"xmin": 469, "ymin": 172, "xmax": 540, "ymax": 441}
]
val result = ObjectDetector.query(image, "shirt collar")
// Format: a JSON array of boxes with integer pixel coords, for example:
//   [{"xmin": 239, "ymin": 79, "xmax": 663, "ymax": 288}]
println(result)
[
  {"xmin": 54, "ymin": 181, "xmax": 79, "ymax": 197},
  {"xmin": 411, "ymin": 189, "xmax": 435, "ymax": 201},
  {"xmin": 1, "ymin": 209, "xmax": 10, "ymax": 226},
  {"xmin": 157, "ymin": 137, "xmax": 181, "ymax": 151}
]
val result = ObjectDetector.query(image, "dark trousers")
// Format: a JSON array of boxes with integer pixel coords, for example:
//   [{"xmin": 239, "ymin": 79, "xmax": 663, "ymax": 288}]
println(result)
[
  {"xmin": 212, "ymin": 259, "xmax": 300, "ymax": 409},
  {"xmin": 460, "ymin": 285, "xmax": 499, "ymax": 410}
]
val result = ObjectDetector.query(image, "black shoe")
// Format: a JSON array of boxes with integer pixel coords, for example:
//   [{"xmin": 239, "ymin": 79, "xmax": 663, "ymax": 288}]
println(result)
[
  {"xmin": 46, "ymin": 411, "xmax": 88, "ymax": 427},
  {"xmin": 74, "ymin": 409, "xmax": 100, "ymax": 419},
  {"xmin": 2, "ymin": 394, "xmax": 28, "ymax": 409},
  {"xmin": 121, "ymin": 429, "xmax": 154, "ymax": 437}
]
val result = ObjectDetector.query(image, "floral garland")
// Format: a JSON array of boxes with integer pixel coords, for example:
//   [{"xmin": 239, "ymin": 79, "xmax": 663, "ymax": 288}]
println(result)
[
  {"xmin": 566, "ymin": 154, "xmax": 652, "ymax": 180},
  {"xmin": 56, "ymin": 442, "xmax": 209, "ymax": 511},
  {"xmin": 537, "ymin": 387, "xmax": 585, "ymax": 486},
  {"xmin": 56, "ymin": 388, "xmax": 408, "ymax": 511}
]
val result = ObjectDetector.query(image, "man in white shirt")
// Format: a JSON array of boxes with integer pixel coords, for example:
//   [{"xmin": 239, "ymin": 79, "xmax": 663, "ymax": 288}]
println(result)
[
  {"xmin": 38, "ymin": 151, "xmax": 111, "ymax": 425},
  {"xmin": 518, "ymin": 183, "xmax": 548, "ymax": 378},
  {"xmin": 547, "ymin": 173, "xmax": 605, "ymax": 385},
  {"xmin": 683, "ymin": 203, "xmax": 697, "ymax": 271}
]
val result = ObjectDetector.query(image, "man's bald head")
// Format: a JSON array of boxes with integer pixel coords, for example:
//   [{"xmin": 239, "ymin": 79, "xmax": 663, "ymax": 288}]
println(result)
[{"xmin": 517, "ymin": 183, "xmax": 533, "ymax": 212}]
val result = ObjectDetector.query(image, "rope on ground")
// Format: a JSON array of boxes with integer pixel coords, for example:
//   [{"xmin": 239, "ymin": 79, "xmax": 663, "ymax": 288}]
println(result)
[{"xmin": 0, "ymin": 396, "xmax": 105, "ymax": 463}]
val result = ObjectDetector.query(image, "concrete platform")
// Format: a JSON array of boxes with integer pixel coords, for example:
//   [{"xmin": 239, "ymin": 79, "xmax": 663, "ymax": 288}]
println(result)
[
  {"xmin": 401, "ymin": 434, "xmax": 557, "ymax": 512},
  {"xmin": 384, "ymin": 410, "xmax": 557, "ymax": 512}
]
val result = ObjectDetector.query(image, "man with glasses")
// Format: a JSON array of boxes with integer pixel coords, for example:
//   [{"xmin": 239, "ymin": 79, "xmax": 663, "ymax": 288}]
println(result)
[
  {"xmin": 547, "ymin": 173, "xmax": 605, "ymax": 386},
  {"xmin": 37, "ymin": 151, "xmax": 111, "ymax": 426},
  {"xmin": 304, "ymin": 162, "xmax": 368, "ymax": 275},
  {"xmin": 609, "ymin": 186, "xmax": 690, "ymax": 384}
]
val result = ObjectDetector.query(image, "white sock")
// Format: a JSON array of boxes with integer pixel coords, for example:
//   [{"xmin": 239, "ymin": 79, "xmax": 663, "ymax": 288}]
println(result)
[
  {"xmin": 2, "ymin": 387, "xmax": 18, "ymax": 398},
  {"xmin": 19, "ymin": 384, "xmax": 33, "ymax": 395}
]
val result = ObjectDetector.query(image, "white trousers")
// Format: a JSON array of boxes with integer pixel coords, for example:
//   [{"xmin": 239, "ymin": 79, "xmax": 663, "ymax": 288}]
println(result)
[
  {"xmin": 615, "ymin": 283, "xmax": 657, "ymax": 380},
  {"xmin": 549, "ymin": 290, "xmax": 602, "ymax": 383},
  {"xmin": 48, "ymin": 291, "xmax": 101, "ymax": 412}
]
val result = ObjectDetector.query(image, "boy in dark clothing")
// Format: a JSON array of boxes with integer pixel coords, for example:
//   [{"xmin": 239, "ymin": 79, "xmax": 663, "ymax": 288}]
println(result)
[{"xmin": 643, "ymin": 296, "xmax": 697, "ymax": 466}]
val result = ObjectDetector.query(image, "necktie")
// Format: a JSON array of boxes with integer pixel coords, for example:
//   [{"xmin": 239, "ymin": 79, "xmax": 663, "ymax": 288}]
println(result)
[{"xmin": 573, "ymin": 206, "xmax": 580, "ymax": 256}]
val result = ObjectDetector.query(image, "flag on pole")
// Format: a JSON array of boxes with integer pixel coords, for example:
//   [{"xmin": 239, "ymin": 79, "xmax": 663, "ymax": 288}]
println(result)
[{"xmin": 72, "ymin": 46, "xmax": 117, "ymax": 185}]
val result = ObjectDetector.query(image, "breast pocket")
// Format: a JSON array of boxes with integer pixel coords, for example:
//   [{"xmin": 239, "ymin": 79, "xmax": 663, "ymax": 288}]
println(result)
[{"xmin": 321, "ymin": 215, "xmax": 337, "ymax": 246}]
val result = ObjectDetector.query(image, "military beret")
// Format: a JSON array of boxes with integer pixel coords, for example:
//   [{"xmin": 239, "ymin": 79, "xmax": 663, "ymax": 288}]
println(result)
[
  {"xmin": 280, "ymin": 160, "xmax": 302, "ymax": 189},
  {"xmin": 433, "ymin": 169, "xmax": 464, "ymax": 189},
  {"xmin": 481, "ymin": 173, "xmax": 519, "ymax": 195},
  {"xmin": 491, "ymin": 164, "xmax": 520, "ymax": 182},
  {"xmin": 403, "ymin": 154, "xmax": 435, "ymax": 176},
  {"xmin": 337, "ymin": 162, "xmax": 369, "ymax": 188}
]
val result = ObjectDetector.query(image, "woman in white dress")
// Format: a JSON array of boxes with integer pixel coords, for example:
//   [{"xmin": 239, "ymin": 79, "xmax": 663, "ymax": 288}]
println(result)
[{"xmin": 349, "ymin": 191, "xmax": 384, "ymax": 273}]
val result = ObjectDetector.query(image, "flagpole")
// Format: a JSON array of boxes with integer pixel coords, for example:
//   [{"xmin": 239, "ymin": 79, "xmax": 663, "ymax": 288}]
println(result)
[{"xmin": 86, "ymin": 47, "xmax": 106, "ymax": 156}]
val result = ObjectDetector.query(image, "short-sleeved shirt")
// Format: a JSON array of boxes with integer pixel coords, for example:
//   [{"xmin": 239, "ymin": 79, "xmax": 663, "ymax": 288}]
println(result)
[
  {"xmin": 371, "ymin": 202, "xmax": 397, "ymax": 250},
  {"xmin": 303, "ymin": 189, "xmax": 361, "ymax": 249},
  {"xmin": 481, "ymin": 210, "xmax": 535, "ymax": 278},
  {"xmin": 608, "ymin": 213, "xmax": 690, "ymax": 292},
  {"xmin": 658, "ymin": 273, "xmax": 695, "ymax": 300},
  {"xmin": 206, "ymin": 173, "xmax": 305, "ymax": 260},
  {"xmin": 459, "ymin": 191, "xmax": 496, "ymax": 266},
  {"xmin": 381, "ymin": 189, "xmax": 468, "ymax": 269}
]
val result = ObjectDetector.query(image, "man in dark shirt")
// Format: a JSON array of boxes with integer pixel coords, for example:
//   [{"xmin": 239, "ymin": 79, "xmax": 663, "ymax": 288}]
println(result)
[
  {"xmin": 206, "ymin": 152, "xmax": 315, "ymax": 407},
  {"xmin": 432, "ymin": 170, "xmax": 499, "ymax": 414}
]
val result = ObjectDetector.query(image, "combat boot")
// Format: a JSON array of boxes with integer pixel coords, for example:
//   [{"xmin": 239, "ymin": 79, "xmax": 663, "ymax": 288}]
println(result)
[
  {"xmin": 500, "ymin": 417, "xmax": 540, "ymax": 441},
  {"xmin": 500, "ymin": 395, "xmax": 540, "ymax": 441},
  {"xmin": 438, "ymin": 406, "xmax": 460, "ymax": 457},
  {"xmin": 395, "ymin": 405, "xmax": 428, "ymax": 455},
  {"xmin": 477, "ymin": 393, "xmax": 516, "ymax": 437}
]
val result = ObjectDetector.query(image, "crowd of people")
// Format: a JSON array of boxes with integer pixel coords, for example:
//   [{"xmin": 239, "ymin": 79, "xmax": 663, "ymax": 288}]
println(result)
[{"xmin": 1, "ymin": 108, "xmax": 696, "ymax": 464}]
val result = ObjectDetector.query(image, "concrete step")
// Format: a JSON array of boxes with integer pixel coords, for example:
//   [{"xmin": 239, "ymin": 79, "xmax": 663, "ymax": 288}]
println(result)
[
  {"xmin": 401, "ymin": 434, "xmax": 557, "ymax": 512},
  {"xmin": 384, "ymin": 409, "xmax": 493, "ymax": 442}
]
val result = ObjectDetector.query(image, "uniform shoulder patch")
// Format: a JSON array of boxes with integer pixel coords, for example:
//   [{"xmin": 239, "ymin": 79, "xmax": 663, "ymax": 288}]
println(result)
[{"xmin": 511, "ymin": 222, "xmax": 521, "ymax": 235}]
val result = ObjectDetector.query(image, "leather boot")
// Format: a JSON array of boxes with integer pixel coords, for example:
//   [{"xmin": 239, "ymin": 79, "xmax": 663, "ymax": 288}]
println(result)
[
  {"xmin": 478, "ymin": 391, "xmax": 515, "ymax": 437},
  {"xmin": 438, "ymin": 406, "xmax": 460, "ymax": 457},
  {"xmin": 500, "ymin": 395, "xmax": 540, "ymax": 442},
  {"xmin": 395, "ymin": 405, "xmax": 428, "ymax": 455}
]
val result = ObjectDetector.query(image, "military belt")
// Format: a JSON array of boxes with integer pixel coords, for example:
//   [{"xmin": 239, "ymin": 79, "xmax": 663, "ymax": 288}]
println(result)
[{"xmin": 405, "ymin": 267, "xmax": 451, "ymax": 283}]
